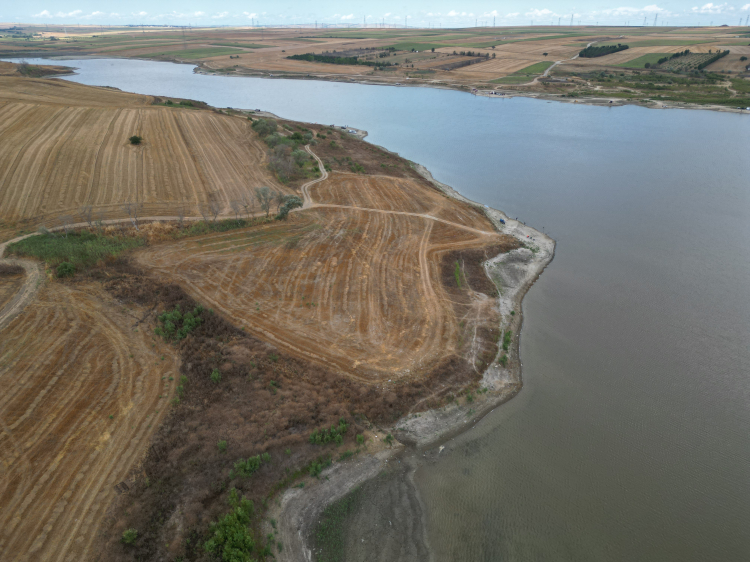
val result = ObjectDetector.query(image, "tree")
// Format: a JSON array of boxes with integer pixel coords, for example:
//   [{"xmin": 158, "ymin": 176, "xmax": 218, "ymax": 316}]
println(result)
[
  {"xmin": 431, "ymin": 47, "xmax": 435, "ymax": 52},
  {"xmin": 251, "ymin": 118, "xmax": 277, "ymax": 137},
  {"xmin": 79, "ymin": 205, "xmax": 94, "ymax": 227},
  {"xmin": 255, "ymin": 186, "xmax": 273, "ymax": 217},
  {"xmin": 240, "ymin": 191, "xmax": 254, "ymax": 218},
  {"xmin": 60, "ymin": 215, "xmax": 74, "ymax": 238},
  {"xmin": 543, "ymin": 52, "xmax": 548, "ymax": 56},
  {"xmin": 129, "ymin": 135, "xmax": 142, "ymax": 145},
  {"xmin": 208, "ymin": 199, "xmax": 221, "ymax": 222},
  {"xmin": 273, "ymin": 190, "xmax": 287, "ymax": 213},
  {"xmin": 230, "ymin": 199, "xmax": 243, "ymax": 224},
  {"xmin": 123, "ymin": 202, "xmax": 142, "ymax": 231},
  {"xmin": 176, "ymin": 199, "xmax": 187, "ymax": 229}
]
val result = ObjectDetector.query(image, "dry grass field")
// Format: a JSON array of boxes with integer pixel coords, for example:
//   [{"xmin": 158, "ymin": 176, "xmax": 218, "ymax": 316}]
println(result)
[
  {"xmin": 0, "ymin": 281, "xmax": 179, "ymax": 562},
  {"xmin": 0, "ymin": 77, "xmax": 288, "ymax": 237}
]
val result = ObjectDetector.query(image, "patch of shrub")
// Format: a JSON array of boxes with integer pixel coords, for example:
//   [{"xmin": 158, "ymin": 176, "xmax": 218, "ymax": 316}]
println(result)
[
  {"xmin": 6, "ymin": 231, "xmax": 144, "ymax": 269},
  {"xmin": 121, "ymin": 528, "xmax": 138, "ymax": 545},
  {"xmin": 229, "ymin": 452, "xmax": 270, "ymax": 479},
  {"xmin": 128, "ymin": 135, "xmax": 142, "ymax": 145},
  {"xmin": 251, "ymin": 118, "xmax": 277, "ymax": 137},
  {"xmin": 502, "ymin": 330, "xmax": 512, "ymax": 352},
  {"xmin": 56, "ymin": 261, "xmax": 76, "ymax": 278},
  {"xmin": 275, "ymin": 195, "xmax": 303, "ymax": 220},
  {"xmin": 203, "ymin": 488, "xmax": 256, "ymax": 560},
  {"xmin": 154, "ymin": 304, "xmax": 204, "ymax": 341},
  {"xmin": 309, "ymin": 418, "xmax": 349, "ymax": 445}
]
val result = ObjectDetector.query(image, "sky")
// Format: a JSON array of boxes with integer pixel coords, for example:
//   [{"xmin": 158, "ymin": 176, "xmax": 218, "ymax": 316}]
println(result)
[{"xmin": 5, "ymin": 1, "xmax": 750, "ymax": 27}]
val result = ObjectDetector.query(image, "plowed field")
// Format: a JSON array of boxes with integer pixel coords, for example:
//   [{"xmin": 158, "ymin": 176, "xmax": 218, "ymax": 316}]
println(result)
[
  {"xmin": 136, "ymin": 173, "xmax": 510, "ymax": 382},
  {"xmin": 0, "ymin": 78, "xmax": 284, "ymax": 233},
  {"xmin": 0, "ymin": 281, "xmax": 179, "ymax": 562}
]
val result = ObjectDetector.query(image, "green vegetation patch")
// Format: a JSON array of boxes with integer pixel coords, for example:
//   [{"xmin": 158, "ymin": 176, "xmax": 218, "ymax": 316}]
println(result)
[
  {"xmin": 309, "ymin": 418, "xmax": 349, "ymax": 446},
  {"xmin": 152, "ymin": 47, "xmax": 244, "ymax": 59},
  {"xmin": 208, "ymin": 42, "xmax": 269, "ymax": 49},
  {"xmin": 386, "ymin": 42, "xmax": 448, "ymax": 51},
  {"xmin": 515, "ymin": 61, "xmax": 555, "ymax": 74},
  {"xmin": 490, "ymin": 75, "xmax": 534, "ymax": 84},
  {"xmin": 314, "ymin": 485, "xmax": 364, "ymax": 562},
  {"xmin": 626, "ymin": 39, "xmax": 716, "ymax": 47},
  {"xmin": 616, "ymin": 53, "xmax": 672, "ymax": 68},
  {"xmin": 154, "ymin": 304, "xmax": 204, "ymax": 342},
  {"xmin": 203, "ymin": 488, "xmax": 257, "ymax": 560},
  {"xmin": 7, "ymin": 231, "xmax": 144, "ymax": 269}
]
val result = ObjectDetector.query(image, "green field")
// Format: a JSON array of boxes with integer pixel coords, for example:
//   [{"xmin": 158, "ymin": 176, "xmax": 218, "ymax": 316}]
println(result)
[
  {"xmin": 489, "ymin": 60, "xmax": 554, "ymax": 83},
  {"xmin": 387, "ymin": 42, "xmax": 448, "ymax": 51},
  {"xmin": 152, "ymin": 47, "xmax": 244, "ymax": 59},
  {"xmin": 515, "ymin": 61, "xmax": 555, "ymax": 74},
  {"xmin": 616, "ymin": 53, "xmax": 671, "ymax": 68},
  {"xmin": 490, "ymin": 75, "xmax": 534, "ymax": 84},
  {"xmin": 208, "ymin": 42, "xmax": 270, "ymax": 49}
]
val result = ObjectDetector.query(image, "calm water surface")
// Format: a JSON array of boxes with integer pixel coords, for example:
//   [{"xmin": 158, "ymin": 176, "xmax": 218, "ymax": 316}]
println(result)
[{"xmin": 14, "ymin": 58, "xmax": 750, "ymax": 560}]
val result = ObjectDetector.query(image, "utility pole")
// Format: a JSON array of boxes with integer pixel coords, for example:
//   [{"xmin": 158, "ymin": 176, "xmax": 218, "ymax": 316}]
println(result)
[
  {"xmin": 558, "ymin": 17, "xmax": 561, "ymax": 25},
  {"xmin": 570, "ymin": 14, "xmax": 574, "ymax": 26},
  {"xmin": 654, "ymin": 14, "xmax": 658, "ymax": 26},
  {"xmin": 494, "ymin": 16, "xmax": 495, "ymax": 27}
]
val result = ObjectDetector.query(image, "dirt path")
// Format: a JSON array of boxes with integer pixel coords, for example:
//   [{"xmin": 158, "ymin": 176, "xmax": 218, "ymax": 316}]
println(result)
[
  {"xmin": 0, "ymin": 234, "xmax": 44, "ymax": 331},
  {"xmin": 301, "ymin": 144, "xmax": 329, "ymax": 207}
]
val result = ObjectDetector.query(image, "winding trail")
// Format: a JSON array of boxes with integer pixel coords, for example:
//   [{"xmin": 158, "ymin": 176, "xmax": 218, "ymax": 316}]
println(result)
[{"xmin": 0, "ymin": 236, "xmax": 43, "ymax": 331}]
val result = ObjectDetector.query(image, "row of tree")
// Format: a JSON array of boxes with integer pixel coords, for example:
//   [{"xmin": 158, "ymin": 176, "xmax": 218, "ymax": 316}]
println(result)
[
  {"xmin": 286, "ymin": 53, "xmax": 394, "ymax": 67},
  {"xmin": 579, "ymin": 44, "xmax": 629, "ymax": 58}
]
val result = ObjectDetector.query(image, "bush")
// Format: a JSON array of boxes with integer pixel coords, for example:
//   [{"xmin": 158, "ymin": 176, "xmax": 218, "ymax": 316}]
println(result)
[
  {"xmin": 309, "ymin": 418, "xmax": 349, "ymax": 445},
  {"xmin": 128, "ymin": 135, "xmax": 142, "ymax": 145},
  {"xmin": 210, "ymin": 369, "xmax": 222, "ymax": 384},
  {"xmin": 502, "ymin": 330, "xmax": 512, "ymax": 352},
  {"xmin": 154, "ymin": 304, "xmax": 204, "ymax": 341},
  {"xmin": 275, "ymin": 195, "xmax": 303, "ymax": 220},
  {"xmin": 229, "ymin": 453, "xmax": 270, "ymax": 479},
  {"xmin": 218, "ymin": 440, "xmax": 228, "ymax": 453},
  {"xmin": 203, "ymin": 489, "xmax": 256, "ymax": 560},
  {"xmin": 121, "ymin": 528, "xmax": 138, "ymax": 545},
  {"xmin": 251, "ymin": 118, "xmax": 277, "ymax": 137},
  {"xmin": 56, "ymin": 261, "xmax": 76, "ymax": 278}
]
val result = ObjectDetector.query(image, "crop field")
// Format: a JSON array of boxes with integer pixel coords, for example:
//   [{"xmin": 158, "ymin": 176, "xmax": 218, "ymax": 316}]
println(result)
[
  {"xmin": 135, "ymin": 195, "xmax": 507, "ymax": 382},
  {"xmin": 0, "ymin": 281, "xmax": 179, "ymax": 562},
  {"xmin": 0, "ymin": 78, "xmax": 286, "ymax": 233}
]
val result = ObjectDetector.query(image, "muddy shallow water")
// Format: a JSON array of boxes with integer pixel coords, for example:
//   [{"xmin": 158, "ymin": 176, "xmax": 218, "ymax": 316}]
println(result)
[{"xmin": 10, "ymin": 57, "xmax": 750, "ymax": 561}]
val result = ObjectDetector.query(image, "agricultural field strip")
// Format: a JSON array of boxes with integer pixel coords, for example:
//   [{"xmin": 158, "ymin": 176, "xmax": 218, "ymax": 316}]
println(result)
[
  {"xmin": 0, "ymin": 101, "xmax": 286, "ymax": 224},
  {"xmin": 0, "ymin": 283, "xmax": 179, "ymax": 562}
]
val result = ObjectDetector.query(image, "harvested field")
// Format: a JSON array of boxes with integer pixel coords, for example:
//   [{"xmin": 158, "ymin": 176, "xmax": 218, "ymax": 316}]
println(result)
[
  {"xmin": 0, "ymin": 280, "xmax": 179, "ymax": 562},
  {"xmin": 311, "ymin": 173, "xmax": 493, "ymax": 230},
  {"xmin": 135, "ymin": 203, "xmax": 507, "ymax": 382},
  {"xmin": 0, "ymin": 82, "xmax": 288, "ymax": 230},
  {"xmin": 134, "ymin": 168, "xmax": 510, "ymax": 383},
  {"xmin": 0, "ymin": 267, "xmax": 25, "ymax": 311}
]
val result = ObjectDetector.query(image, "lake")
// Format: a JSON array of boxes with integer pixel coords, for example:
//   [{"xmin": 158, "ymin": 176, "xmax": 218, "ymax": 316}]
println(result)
[{"xmin": 11, "ymin": 57, "xmax": 750, "ymax": 561}]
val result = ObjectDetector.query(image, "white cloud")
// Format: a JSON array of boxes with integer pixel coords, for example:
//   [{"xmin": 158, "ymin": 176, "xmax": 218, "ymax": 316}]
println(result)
[
  {"xmin": 742, "ymin": 3, "xmax": 750, "ymax": 9},
  {"xmin": 32, "ymin": 9, "xmax": 52, "ymax": 17},
  {"xmin": 244, "ymin": 12, "xmax": 258, "ymax": 18},
  {"xmin": 691, "ymin": 2, "xmax": 729, "ymax": 13},
  {"xmin": 525, "ymin": 8, "xmax": 559, "ymax": 18},
  {"xmin": 212, "ymin": 11, "xmax": 228, "ymax": 19},
  {"xmin": 132, "ymin": 11, "xmax": 147, "ymax": 17},
  {"xmin": 447, "ymin": 10, "xmax": 459, "ymax": 16},
  {"xmin": 340, "ymin": 13, "xmax": 354, "ymax": 20},
  {"xmin": 506, "ymin": 12, "xmax": 520, "ymax": 17},
  {"xmin": 603, "ymin": 5, "xmax": 668, "ymax": 16},
  {"xmin": 384, "ymin": 12, "xmax": 391, "ymax": 17}
]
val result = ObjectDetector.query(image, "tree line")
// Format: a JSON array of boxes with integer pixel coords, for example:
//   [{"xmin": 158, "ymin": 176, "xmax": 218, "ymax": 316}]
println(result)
[{"xmin": 579, "ymin": 44, "xmax": 628, "ymax": 58}]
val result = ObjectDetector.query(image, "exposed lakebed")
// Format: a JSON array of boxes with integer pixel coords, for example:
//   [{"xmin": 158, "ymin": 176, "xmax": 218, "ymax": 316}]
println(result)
[{"xmin": 11, "ymin": 57, "xmax": 750, "ymax": 561}]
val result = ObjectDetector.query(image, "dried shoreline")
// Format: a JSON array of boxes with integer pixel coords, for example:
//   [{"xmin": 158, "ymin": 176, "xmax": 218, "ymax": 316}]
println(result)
[{"xmin": 266, "ymin": 150, "xmax": 555, "ymax": 561}]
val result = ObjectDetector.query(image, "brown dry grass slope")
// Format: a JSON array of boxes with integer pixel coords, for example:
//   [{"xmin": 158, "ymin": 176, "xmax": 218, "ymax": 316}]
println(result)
[{"xmin": 0, "ymin": 281, "xmax": 179, "ymax": 562}]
